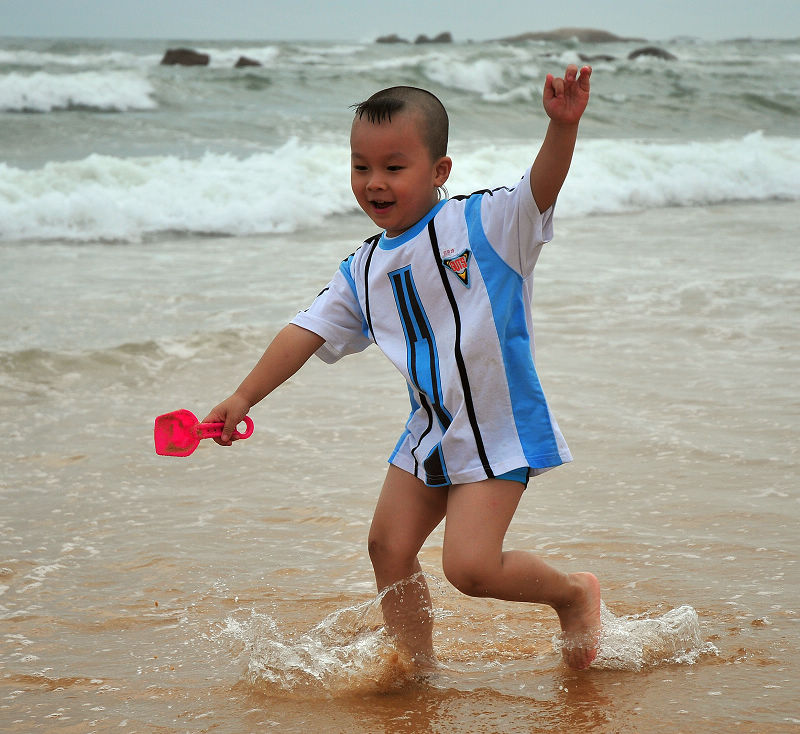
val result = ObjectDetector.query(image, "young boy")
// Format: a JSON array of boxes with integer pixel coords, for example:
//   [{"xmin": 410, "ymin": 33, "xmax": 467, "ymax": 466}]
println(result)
[{"xmin": 205, "ymin": 64, "xmax": 601, "ymax": 671}]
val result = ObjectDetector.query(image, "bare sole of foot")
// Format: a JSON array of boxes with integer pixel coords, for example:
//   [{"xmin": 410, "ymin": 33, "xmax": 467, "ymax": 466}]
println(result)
[{"xmin": 558, "ymin": 571, "xmax": 602, "ymax": 670}]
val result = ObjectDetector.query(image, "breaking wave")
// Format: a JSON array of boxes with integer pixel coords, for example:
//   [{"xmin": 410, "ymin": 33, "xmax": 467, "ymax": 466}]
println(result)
[
  {"xmin": 0, "ymin": 70, "xmax": 157, "ymax": 112},
  {"xmin": 1, "ymin": 132, "xmax": 798, "ymax": 242}
]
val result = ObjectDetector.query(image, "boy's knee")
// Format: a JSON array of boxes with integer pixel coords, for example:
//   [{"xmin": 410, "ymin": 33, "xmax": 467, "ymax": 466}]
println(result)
[
  {"xmin": 367, "ymin": 532, "xmax": 414, "ymax": 568},
  {"xmin": 442, "ymin": 556, "xmax": 492, "ymax": 598},
  {"xmin": 367, "ymin": 535, "xmax": 386, "ymax": 563}
]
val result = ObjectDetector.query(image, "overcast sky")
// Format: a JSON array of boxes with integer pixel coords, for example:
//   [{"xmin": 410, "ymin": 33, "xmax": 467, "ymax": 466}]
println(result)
[{"xmin": 1, "ymin": 0, "xmax": 798, "ymax": 42}]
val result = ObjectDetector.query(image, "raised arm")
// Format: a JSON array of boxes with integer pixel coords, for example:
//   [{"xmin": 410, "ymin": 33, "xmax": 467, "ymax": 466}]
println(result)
[
  {"xmin": 204, "ymin": 323, "xmax": 325, "ymax": 443},
  {"xmin": 530, "ymin": 64, "xmax": 592, "ymax": 213}
]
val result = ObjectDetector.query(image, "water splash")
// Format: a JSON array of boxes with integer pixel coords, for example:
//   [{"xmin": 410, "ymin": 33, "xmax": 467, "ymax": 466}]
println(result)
[
  {"xmin": 219, "ymin": 589, "xmax": 719, "ymax": 695},
  {"xmin": 218, "ymin": 595, "xmax": 416, "ymax": 697},
  {"xmin": 554, "ymin": 601, "xmax": 719, "ymax": 671}
]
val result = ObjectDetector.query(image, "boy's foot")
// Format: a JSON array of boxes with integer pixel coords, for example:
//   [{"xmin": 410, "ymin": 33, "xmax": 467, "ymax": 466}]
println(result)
[{"xmin": 556, "ymin": 572, "xmax": 602, "ymax": 670}]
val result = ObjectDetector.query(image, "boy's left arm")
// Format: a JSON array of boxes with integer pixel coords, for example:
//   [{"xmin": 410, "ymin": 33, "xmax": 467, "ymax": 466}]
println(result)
[{"xmin": 530, "ymin": 64, "xmax": 592, "ymax": 213}]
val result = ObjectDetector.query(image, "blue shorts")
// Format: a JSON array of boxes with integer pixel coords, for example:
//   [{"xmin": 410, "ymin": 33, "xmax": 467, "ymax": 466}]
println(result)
[
  {"xmin": 398, "ymin": 461, "xmax": 532, "ymax": 488},
  {"xmin": 496, "ymin": 467, "xmax": 530, "ymax": 486},
  {"xmin": 424, "ymin": 467, "xmax": 530, "ymax": 487}
]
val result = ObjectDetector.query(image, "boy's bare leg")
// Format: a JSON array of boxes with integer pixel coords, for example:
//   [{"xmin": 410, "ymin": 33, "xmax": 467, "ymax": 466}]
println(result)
[
  {"xmin": 368, "ymin": 465, "xmax": 447, "ymax": 665},
  {"xmin": 442, "ymin": 478, "xmax": 602, "ymax": 670}
]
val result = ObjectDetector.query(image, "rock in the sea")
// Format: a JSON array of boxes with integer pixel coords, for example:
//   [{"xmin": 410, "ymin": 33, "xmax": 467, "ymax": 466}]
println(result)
[
  {"xmin": 579, "ymin": 53, "xmax": 617, "ymax": 62},
  {"xmin": 160, "ymin": 48, "xmax": 210, "ymax": 66},
  {"xmin": 499, "ymin": 28, "xmax": 644, "ymax": 43},
  {"xmin": 415, "ymin": 32, "xmax": 453, "ymax": 44},
  {"xmin": 628, "ymin": 46, "xmax": 678, "ymax": 61},
  {"xmin": 375, "ymin": 34, "xmax": 409, "ymax": 44},
  {"xmin": 234, "ymin": 56, "xmax": 262, "ymax": 68}
]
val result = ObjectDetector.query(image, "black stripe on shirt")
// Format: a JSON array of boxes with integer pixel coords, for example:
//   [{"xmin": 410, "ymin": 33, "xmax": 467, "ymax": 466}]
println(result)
[
  {"xmin": 362, "ymin": 234, "xmax": 381, "ymax": 342},
  {"xmin": 427, "ymin": 219, "xmax": 493, "ymax": 479}
]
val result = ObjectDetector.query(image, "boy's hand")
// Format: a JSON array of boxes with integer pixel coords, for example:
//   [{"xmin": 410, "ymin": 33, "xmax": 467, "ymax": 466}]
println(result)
[
  {"xmin": 543, "ymin": 64, "xmax": 591, "ymax": 126},
  {"xmin": 203, "ymin": 393, "xmax": 251, "ymax": 445}
]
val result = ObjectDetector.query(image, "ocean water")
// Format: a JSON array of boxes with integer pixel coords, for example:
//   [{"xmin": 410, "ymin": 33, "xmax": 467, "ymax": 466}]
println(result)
[{"xmin": 1, "ymin": 35, "xmax": 799, "ymax": 733}]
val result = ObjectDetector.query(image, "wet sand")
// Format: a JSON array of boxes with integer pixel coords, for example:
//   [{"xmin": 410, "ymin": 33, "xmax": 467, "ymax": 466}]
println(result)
[{"xmin": 1, "ymin": 202, "xmax": 798, "ymax": 732}]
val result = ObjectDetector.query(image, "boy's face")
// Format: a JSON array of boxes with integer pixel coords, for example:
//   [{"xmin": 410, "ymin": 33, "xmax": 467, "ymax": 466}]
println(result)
[{"xmin": 350, "ymin": 110, "xmax": 451, "ymax": 238}]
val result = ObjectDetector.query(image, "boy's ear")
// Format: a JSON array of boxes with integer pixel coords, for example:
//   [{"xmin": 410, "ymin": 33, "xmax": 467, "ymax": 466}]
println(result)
[{"xmin": 434, "ymin": 156, "xmax": 452, "ymax": 186}]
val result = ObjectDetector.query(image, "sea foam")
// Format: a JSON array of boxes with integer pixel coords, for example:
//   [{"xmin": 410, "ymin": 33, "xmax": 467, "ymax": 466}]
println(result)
[
  {"xmin": 1, "ymin": 133, "xmax": 798, "ymax": 242},
  {"xmin": 450, "ymin": 131, "xmax": 800, "ymax": 216},
  {"xmin": 0, "ymin": 48, "xmax": 157, "ymax": 68},
  {"xmin": 0, "ymin": 70, "xmax": 157, "ymax": 112},
  {"xmin": 0, "ymin": 139, "xmax": 353, "ymax": 241}
]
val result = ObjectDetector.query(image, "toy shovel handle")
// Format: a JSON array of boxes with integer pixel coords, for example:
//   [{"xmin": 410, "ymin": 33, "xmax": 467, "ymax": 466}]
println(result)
[{"xmin": 196, "ymin": 416, "xmax": 254, "ymax": 441}]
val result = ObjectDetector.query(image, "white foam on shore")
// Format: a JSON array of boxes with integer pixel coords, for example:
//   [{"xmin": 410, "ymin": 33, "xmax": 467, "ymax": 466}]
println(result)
[
  {"xmin": 0, "ymin": 139, "xmax": 353, "ymax": 241},
  {"xmin": 0, "ymin": 48, "xmax": 158, "ymax": 68},
  {"xmin": 1, "ymin": 133, "xmax": 798, "ymax": 242},
  {"xmin": 0, "ymin": 70, "xmax": 157, "ymax": 112},
  {"xmin": 450, "ymin": 131, "xmax": 800, "ymax": 215}
]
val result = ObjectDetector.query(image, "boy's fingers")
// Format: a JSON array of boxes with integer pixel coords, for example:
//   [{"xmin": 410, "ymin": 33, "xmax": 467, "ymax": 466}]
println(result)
[
  {"xmin": 222, "ymin": 416, "xmax": 245, "ymax": 444},
  {"xmin": 579, "ymin": 65, "xmax": 592, "ymax": 90},
  {"xmin": 543, "ymin": 72, "xmax": 554, "ymax": 97}
]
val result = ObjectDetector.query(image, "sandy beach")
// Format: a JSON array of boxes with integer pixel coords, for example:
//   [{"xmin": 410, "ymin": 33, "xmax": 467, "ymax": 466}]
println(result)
[
  {"xmin": 1, "ymin": 33, "xmax": 799, "ymax": 732},
  {"xmin": 2, "ymin": 201, "xmax": 799, "ymax": 731}
]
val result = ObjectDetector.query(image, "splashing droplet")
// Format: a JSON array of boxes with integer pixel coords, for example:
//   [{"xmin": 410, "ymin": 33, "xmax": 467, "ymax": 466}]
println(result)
[
  {"xmin": 553, "ymin": 601, "xmax": 719, "ymax": 670},
  {"xmin": 217, "ymin": 593, "xmax": 418, "ymax": 696}
]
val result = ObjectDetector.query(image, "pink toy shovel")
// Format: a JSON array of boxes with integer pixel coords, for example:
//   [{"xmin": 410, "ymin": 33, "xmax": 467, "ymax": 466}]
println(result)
[{"xmin": 154, "ymin": 409, "xmax": 254, "ymax": 457}]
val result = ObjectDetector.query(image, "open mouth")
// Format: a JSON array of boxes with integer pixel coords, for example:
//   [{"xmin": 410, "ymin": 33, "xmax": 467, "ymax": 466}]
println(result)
[{"xmin": 371, "ymin": 200, "xmax": 394, "ymax": 210}]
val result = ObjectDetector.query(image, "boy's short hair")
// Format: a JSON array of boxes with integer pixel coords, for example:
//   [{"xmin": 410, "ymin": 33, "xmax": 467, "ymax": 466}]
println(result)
[{"xmin": 352, "ymin": 86, "xmax": 449, "ymax": 160}]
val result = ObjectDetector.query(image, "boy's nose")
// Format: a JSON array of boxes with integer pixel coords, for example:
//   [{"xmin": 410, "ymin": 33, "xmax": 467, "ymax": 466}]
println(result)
[{"xmin": 366, "ymin": 174, "xmax": 386, "ymax": 191}]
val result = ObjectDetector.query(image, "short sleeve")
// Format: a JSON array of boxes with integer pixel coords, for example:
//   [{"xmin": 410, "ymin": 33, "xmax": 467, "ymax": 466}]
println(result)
[
  {"xmin": 479, "ymin": 166, "xmax": 555, "ymax": 275},
  {"xmin": 291, "ymin": 256, "xmax": 372, "ymax": 364}
]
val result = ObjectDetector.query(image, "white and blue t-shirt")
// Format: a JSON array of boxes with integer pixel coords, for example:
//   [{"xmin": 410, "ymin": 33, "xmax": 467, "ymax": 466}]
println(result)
[{"xmin": 292, "ymin": 167, "xmax": 572, "ymax": 486}]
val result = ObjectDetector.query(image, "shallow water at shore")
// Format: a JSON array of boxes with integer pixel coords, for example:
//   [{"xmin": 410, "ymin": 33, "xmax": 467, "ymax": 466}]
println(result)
[{"xmin": 2, "ymin": 201, "xmax": 798, "ymax": 732}]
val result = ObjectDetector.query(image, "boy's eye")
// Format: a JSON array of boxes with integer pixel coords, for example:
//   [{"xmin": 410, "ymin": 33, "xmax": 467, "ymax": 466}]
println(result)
[
  {"xmin": 353, "ymin": 165, "xmax": 368, "ymax": 171},
  {"xmin": 387, "ymin": 165, "xmax": 404, "ymax": 172}
]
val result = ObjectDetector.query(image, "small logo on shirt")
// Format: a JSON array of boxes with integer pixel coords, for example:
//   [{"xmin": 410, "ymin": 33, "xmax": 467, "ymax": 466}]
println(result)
[{"xmin": 442, "ymin": 250, "xmax": 471, "ymax": 287}]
